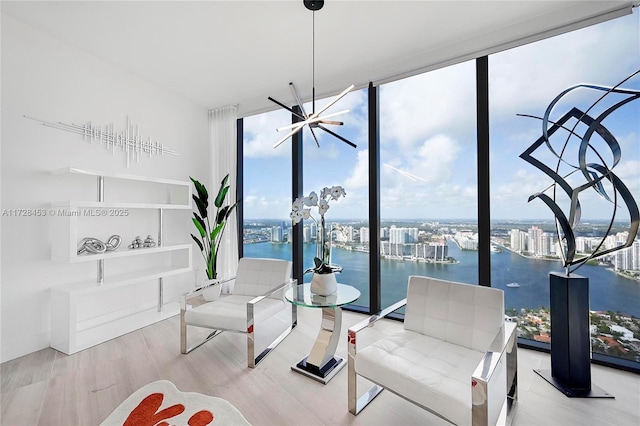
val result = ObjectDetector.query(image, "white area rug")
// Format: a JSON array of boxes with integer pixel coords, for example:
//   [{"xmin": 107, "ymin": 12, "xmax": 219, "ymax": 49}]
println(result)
[{"xmin": 100, "ymin": 380, "xmax": 251, "ymax": 426}]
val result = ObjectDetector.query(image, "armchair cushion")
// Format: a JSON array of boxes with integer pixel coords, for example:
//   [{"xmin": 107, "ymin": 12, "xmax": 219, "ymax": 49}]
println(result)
[
  {"xmin": 233, "ymin": 258, "xmax": 292, "ymax": 297},
  {"xmin": 356, "ymin": 329, "xmax": 484, "ymax": 425},
  {"xmin": 404, "ymin": 275, "xmax": 504, "ymax": 352},
  {"xmin": 184, "ymin": 295, "xmax": 286, "ymax": 332}
]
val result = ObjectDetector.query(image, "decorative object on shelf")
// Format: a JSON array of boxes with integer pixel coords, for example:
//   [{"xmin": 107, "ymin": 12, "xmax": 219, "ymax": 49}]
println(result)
[
  {"xmin": 190, "ymin": 174, "xmax": 238, "ymax": 280},
  {"xmin": 268, "ymin": 0, "xmax": 356, "ymax": 150},
  {"xmin": 77, "ymin": 235, "xmax": 121, "ymax": 255},
  {"xmin": 290, "ymin": 185, "xmax": 346, "ymax": 295},
  {"xmin": 24, "ymin": 115, "xmax": 179, "ymax": 167},
  {"xmin": 519, "ymin": 71, "xmax": 639, "ymax": 398},
  {"xmin": 128, "ymin": 235, "xmax": 157, "ymax": 249}
]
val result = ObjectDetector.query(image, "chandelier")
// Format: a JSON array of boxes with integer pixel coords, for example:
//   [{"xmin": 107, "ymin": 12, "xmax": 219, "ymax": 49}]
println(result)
[{"xmin": 268, "ymin": 0, "xmax": 356, "ymax": 149}]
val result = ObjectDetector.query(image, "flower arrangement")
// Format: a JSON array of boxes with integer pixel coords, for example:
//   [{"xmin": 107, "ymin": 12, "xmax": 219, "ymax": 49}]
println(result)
[{"xmin": 290, "ymin": 185, "xmax": 346, "ymax": 275}]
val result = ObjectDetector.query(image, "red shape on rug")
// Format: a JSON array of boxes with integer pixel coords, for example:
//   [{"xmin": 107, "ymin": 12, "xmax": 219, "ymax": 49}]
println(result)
[
  {"xmin": 123, "ymin": 391, "xmax": 215, "ymax": 426},
  {"xmin": 188, "ymin": 410, "xmax": 215, "ymax": 426}
]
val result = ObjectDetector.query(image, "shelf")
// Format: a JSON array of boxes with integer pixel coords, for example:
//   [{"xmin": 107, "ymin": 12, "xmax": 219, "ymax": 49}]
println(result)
[
  {"xmin": 51, "ymin": 167, "xmax": 191, "ymax": 187},
  {"xmin": 51, "ymin": 301, "xmax": 180, "ymax": 355},
  {"xmin": 55, "ymin": 265, "xmax": 193, "ymax": 292},
  {"xmin": 50, "ymin": 200, "xmax": 191, "ymax": 210},
  {"xmin": 49, "ymin": 166, "xmax": 194, "ymax": 355},
  {"xmin": 53, "ymin": 243, "xmax": 192, "ymax": 263}
]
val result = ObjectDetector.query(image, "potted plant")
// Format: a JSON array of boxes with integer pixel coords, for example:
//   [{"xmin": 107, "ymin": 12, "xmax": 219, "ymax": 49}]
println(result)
[
  {"xmin": 290, "ymin": 185, "xmax": 346, "ymax": 295},
  {"xmin": 190, "ymin": 174, "xmax": 237, "ymax": 288}
]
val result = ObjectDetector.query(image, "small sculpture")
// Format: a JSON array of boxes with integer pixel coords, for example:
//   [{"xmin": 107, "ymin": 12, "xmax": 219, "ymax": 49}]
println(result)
[
  {"xmin": 77, "ymin": 235, "xmax": 121, "ymax": 255},
  {"xmin": 128, "ymin": 235, "xmax": 157, "ymax": 249}
]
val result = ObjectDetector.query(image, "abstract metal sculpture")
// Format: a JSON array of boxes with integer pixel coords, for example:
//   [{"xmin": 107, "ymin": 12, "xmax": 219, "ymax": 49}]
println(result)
[
  {"xmin": 519, "ymin": 71, "xmax": 639, "ymax": 273},
  {"xmin": 24, "ymin": 115, "xmax": 179, "ymax": 167},
  {"xmin": 519, "ymin": 70, "xmax": 639, "ymax": 398},
  {"xmin": 268, "ymin": 0, "xmax": 356, "ymax": 149},
  {"xmin": 77, "ymin": 235, "xmax": 121, "ymax": 255}
]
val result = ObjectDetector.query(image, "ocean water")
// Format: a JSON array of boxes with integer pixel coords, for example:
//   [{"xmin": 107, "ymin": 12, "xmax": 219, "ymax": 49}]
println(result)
[{"xmin": 244, "ymin": 240, "xmax": 640, "ymax": 318}]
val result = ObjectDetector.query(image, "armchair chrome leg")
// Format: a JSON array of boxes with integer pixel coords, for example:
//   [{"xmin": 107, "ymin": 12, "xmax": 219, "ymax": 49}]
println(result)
[
  {"xmin": 348, "ymin": 331, "xmax": 384, "ymax": 415},
  {"xmin": 505, "ymin": 324, "xmax": 518, "ymax": 425},
  {"xmin": 247, "ymin": 301, "xmax": 297, "ymax": 368},
  {"xmin": 249, "ymin": 322, "xmax": 297, "ymax": 368},
  {"xmin": 183, "ymin": 329, "xmax": 223, "ymax": 354}
]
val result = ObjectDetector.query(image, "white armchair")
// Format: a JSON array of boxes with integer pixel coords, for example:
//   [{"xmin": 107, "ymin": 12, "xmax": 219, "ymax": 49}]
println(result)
[
  {"xmin": 181, "ymin": 257, "xmax": 296, "ymax": 368},
  {"xmin": 348, "ymin": 276, "xmax": 517, "ymax": 425}
]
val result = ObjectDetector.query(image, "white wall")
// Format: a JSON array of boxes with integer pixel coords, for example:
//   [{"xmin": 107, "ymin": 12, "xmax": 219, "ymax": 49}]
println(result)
[{"xmin": 1, "ymin": 15, "xmax": 210, "ymax": 362}]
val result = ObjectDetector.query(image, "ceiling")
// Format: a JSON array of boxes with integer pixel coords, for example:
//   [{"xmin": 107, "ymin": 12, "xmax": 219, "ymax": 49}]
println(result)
[{"xmin": 1, "ymin": 1, "xmax": 634, "ymax": 117}]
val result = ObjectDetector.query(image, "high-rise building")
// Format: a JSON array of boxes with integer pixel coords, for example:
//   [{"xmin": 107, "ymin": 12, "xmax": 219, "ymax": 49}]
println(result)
[
  {"xmin": 360, "ymin": 227, "xmax": 370, "ymax": 244},
  {"xmin": 271, "ymin": 226, "xmax": 283, "ymax": 242}
]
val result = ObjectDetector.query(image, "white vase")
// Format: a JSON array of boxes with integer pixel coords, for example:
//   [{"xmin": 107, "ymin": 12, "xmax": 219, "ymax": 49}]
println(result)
[
  {"xmin": 310, "ymin": 272, "xmax": 338, "ymax": 295},
  {"xmin": 202, "ymin": 279, "xmax": 222, "ymax": 301}
]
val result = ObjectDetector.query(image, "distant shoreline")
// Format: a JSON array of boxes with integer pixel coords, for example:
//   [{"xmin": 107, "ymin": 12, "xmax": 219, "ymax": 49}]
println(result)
[{"xmin": 496, "ymin": 242, "xmax": 640, "ymax": 283}]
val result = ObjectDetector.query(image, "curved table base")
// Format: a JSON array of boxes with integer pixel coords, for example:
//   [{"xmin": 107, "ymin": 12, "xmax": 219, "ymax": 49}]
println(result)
[{"xmin": 291, "ymin": 306, "xmax": 346, "ymax": 384}]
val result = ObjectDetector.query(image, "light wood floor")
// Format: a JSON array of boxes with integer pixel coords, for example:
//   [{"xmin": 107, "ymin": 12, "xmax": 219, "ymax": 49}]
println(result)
[{"xmin": 1, "ymin": 307, "xmax": 639, "ymax": 426}]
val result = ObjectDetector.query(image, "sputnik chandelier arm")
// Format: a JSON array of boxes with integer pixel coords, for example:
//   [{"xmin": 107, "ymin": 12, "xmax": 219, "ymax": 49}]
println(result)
[{"xmin": 268, "ymin": 0, "xmax": 356, "ymax": 149}]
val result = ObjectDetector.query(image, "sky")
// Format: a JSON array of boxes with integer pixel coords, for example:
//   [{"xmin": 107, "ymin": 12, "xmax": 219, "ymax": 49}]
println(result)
[{"xmin": 243, "ymin": 9, "xmax": 639, "ymax": 222}]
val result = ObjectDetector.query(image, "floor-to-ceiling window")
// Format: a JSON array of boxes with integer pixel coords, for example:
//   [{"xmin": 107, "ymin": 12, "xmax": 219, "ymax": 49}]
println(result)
[
  {"xmin": 378, "ymin": 60, "xmax": 478, "ymax": 309},
  {"xmin": 300, "ymin": 89, "xmax": 371, "ymax": 309},
  {"xmin": 489, "ymin": 8, "xmax": 640, "ymax": 366},
  {"xmin": 239, "ymin": 8, "xmax": 639, "ymax": 371},
  {"xmin": 242, "ymin": 109, "xmax": 293, "ymax": 261}
]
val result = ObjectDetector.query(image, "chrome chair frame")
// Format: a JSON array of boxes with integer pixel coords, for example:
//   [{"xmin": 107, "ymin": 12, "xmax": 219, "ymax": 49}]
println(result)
[
  {"xmin": 347, "ymin": 299, "xmax": 518, "ymax": 425},
  {"xmin": 180, "ymin": 277, "xmax": 298, "ymax": 368}
]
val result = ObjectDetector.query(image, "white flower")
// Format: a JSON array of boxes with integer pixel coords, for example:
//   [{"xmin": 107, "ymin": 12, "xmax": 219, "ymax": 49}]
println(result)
[
  {"xmin": 291, "ymin": 198, "xmax": 304, "ymax": 212},
  {"xmin": 318, "ymin": 199, "xmax": 330, "ymax": 215},
  {"xmin": 305, "ymin": 191, "xmax": 319, "ymax": 206},
  {"xmin": 320, "ymin": 187, "xmax": 331, "ymax": 199},
  {"xmin": 331, "ymin": 186, "xmax": 346, "ymax": 200},
  {"xmin": 301, "ymin": 208, "xmax": 311, "ymax": 220},
  {"xmin": 290, "ymin": 211, "xmax": 302, "ymax": 225}
]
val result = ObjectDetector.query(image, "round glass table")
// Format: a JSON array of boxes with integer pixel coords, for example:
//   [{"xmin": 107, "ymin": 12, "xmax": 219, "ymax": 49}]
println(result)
[{"xmin": 285, "ymin": 283, "xmax": 360, "ymax": 384}]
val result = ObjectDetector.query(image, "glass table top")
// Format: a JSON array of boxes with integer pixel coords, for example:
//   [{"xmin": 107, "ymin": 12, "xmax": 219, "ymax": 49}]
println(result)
[{"xmin": 285, "ymin": 283, "xmax": 361, "ymax": 308}]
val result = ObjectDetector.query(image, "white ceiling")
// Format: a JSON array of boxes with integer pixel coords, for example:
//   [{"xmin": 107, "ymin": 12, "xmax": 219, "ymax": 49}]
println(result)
[{"xmin": 1, "ymin": 1, "xmax": 634, "ymax": 117}]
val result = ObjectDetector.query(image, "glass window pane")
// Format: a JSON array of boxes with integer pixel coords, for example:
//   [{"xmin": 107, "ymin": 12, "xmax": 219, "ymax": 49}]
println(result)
[
  {"xmin": 300, "ymin": 89, "xmax": 370, "ymax": 309},
  {"xmin": 489, "ymin": 9, "xmax": 640, "ymax": 365},
  {"xmin": 242, "ymin": 109, "xmax": 292, "ymax": 262},
  {"xmin": 380, "ymin": 60, "xmax": 478, "ymax": 309}
]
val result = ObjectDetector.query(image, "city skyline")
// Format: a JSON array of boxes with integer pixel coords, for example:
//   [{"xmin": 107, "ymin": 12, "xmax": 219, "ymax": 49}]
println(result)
[{"xmin": 243, "ymin": 10, "xmax": 639, "ymax": 222}]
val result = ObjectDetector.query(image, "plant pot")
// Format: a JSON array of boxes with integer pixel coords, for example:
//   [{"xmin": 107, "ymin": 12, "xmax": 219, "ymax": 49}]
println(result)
[
  {"xmin": 202, "ymin": 279, "xmax": 222, "ymax": 301},
  {"xmin": 310, "ymin": 272, "xmax": 338, "ymax": 296}
]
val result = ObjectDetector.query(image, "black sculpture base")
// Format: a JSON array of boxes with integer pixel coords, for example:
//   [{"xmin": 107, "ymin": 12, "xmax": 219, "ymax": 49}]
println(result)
[
  {"xmin": 539, "ymin": 272, "xmax": 614, "ymax": 398},
  {"xmin": 534, "ymin": 369, "xmax": 613, "ymax": 398},
  {"xmin": 291, "ymin": 356, "xmax": 345, "ymax": 384}
]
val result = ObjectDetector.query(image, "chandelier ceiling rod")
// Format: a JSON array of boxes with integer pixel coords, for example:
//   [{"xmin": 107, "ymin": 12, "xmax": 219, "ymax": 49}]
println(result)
[{"xmin": 268, "ymin": 0, "xmax": 356, "ymax": 149}]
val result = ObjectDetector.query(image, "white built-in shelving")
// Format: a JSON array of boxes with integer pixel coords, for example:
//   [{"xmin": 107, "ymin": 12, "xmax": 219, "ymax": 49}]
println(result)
[{"xmin": 49, "ymin": 167, "xmax": 192, "ymax": 355}]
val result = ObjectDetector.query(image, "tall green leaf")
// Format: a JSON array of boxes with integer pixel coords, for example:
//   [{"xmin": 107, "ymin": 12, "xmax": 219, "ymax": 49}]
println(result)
[
  {"xmin": 215, "ymin": 185, "xmax": 229, "ymax": 208},
  {"xmin": 189, "ymin": 177, "xmax": 208, "ymax": 206},
  {"xmin": 220, "ymin": 174, "xmax": 229, "ymax": 188},
  {"xmin": 216, "ymin": 206, "xmax": 230, "ymax": 225},
  {"xmin": 193, "ymin": 213, "xmax": 207, "ymax": 235},
  {"xmin": 190, "ymin": 234, "xmax": 204, "ymax": 252},
  {"xmin": 193, "ymin": 194, "xmax": 208, "ymax": 219},
  {"xmin": 226, "ymin": 202, "xmax": 238, "ymax": 219},
  {"xmin": 192, "ymin": 217, "xmax": 206, "ymax": 238},
  {"xmin": 210, "ymin": 222, "xmax": 224, "ymax": 242}
]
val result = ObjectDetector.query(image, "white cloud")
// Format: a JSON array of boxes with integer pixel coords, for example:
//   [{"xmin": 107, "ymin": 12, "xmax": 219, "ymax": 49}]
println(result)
[
  {"xmin": 244, "ymin": 109, "xmax": 294, "ymax": 158},
  {"xmin": 490, "ymin": 16, "xmax": 640, "ymax": 122},
  {"xmin": 380, "ymin": 61, "xmax": 476, "ymax": 150},
  {"xmin": 344, "ymin": 149, "xmax": 369, "ymax": 190}
]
